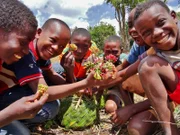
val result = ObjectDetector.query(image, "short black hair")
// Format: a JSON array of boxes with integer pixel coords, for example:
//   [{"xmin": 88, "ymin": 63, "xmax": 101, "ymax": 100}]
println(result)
[
  {"xmin": 71, "ymin": 28, "xmax": 91, "ymax": 40},
  {"xmin": 104, "ymin": 35, "xmax": 122, "ymax": 47},
  {"xmin": 134, "ymin": 0, "xmax": 170, "ymax": 22},
  {"xmin": 0, "ymin": 0, "xmax": 37, "ymax": 34},
  {"xmin": 42, "ymin": 18, "xmax": 70, "ymax": 31}
]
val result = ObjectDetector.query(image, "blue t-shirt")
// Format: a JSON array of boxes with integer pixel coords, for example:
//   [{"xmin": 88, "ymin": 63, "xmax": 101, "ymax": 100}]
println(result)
[
  {"xmin": 0, "ymin": 51, "xmax": 42, "ymax": 93},
  {"xmin": 127, "ymin": 42, "xmax": 146, "ymax": 64}
]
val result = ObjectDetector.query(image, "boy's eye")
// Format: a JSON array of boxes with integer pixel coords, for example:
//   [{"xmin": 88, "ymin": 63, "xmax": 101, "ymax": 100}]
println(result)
[
  {"xmin": 19, "ymin": 40, "xmax": 28, "ymax": 47},
  {"xmin": 83, "ymin": 45, "xmax": 89, "ymax": 49},
  {"xmin": 142, "ymin": 29, "xmax": 151, "ymax": 37},
  {"xmin": 112, "ymin": 50, "xmax": 119, "ymax": 54},
  {"xmin": 105, "ymin": 50, "xmax": 111, "ymax": 54},
  {"xmin": 128, "ymin": 22, "xmax": 133, "ymax": 29},
  {"xmin": 75, "ymin": 43, "xmax": 89, "ymax": 50},
  {"xmin": 59, "ymin": 45, "xmax": 65, "ymax": 49},
  {"xmin": 157, "ymin": 18, "xmax": 165, "ymax": 27},
  {"xmin": 50, "ymin": 38, "xmax": 56, "ymax": 43}
]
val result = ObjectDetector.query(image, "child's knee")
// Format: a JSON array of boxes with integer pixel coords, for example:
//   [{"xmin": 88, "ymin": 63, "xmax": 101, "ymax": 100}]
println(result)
[
  {"xmin": 47, "ymin": 100, "xmax": 60, "ymax": 119},
  {"xmin": 139, "ymin": 56, "xmax": 168, "ymax": 75},
  {"xmin": 41, "ymin": 100, "xmax": 60, "ymax": 120},
  {"xmin": 138, "ymin": 56, "xmax": 156, "ymax": 77}
]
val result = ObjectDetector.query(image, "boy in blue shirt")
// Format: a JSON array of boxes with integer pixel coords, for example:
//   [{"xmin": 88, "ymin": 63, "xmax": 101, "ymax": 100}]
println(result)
[{"xmin": 0, "ymin": 0, "xmax": 48, "ymax": 134}]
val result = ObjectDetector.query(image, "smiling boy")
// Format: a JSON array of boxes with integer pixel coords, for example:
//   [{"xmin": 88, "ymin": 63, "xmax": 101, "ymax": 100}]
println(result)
[
  {"xmin": 0, "ymin": 0, "xmax": 48, "ymax": 134},
  {"xmin": 134, "ymin": 0, "xmax": 180, "ymax": 134}
]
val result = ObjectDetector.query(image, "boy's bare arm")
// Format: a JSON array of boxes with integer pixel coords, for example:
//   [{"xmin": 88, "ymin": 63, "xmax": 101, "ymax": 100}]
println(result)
[
  {"xmin": 43, "ymin": 68, "xmax": 67, "ymax": 85},
  {"xmin": 98, "ymin": 59, "xmax": 140, "ymax": 90},
  {"xmin": 116, "ymin": 59, "xmax": 130, "ymax": 71},
  {"xmin": 111, "ymin": 99, "xmax": 151, "ymax": 124},
  {"xmin": 28, "ymin": 72, "xmax": 113, "ymax": 102}
]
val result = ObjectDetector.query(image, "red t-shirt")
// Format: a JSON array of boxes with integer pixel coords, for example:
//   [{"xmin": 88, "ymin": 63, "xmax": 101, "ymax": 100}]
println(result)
[{"xmin": 74, "ymin": 50, "xmax": 91, "ymax": 79}]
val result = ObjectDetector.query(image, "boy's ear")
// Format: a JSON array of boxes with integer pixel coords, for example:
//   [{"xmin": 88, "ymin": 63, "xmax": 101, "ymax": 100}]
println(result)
[
  {"xmin": 35, "ymin": 28, "xmax": 42, "ymax": 38},
  {"xmin": 170, "ymin": 10, "xmax": 178, "ymax": 23}
]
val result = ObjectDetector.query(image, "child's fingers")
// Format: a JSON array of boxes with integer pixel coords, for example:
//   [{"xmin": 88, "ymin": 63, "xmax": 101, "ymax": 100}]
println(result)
[
  {"xmin": 92, "ymin": 54, "xmax": 96, "ymax": 62},
  {"xmin": 68, "ymin": 55, "xmax": 75, "ymax": 66},
  {"xmin": 87, "ymin": 54, "xmax": 96, "ymax": 62},
  {"xmin": 28, "ymin": 93, "xmax": 49, "ymax": 112},
  {"xmin": 36, "ymin": 93, "xmax": 49, "ymax": 105},
  {"xmin": 61, "ymin": 52, "xmax": 70, "ymax": 65},
  {"xmin": 25, "ymin": 94, "xmax": 39, "ymax": 102},
  {"xmin": 64, "ymin": 52, "xmax": 74, "ymax": 66}
]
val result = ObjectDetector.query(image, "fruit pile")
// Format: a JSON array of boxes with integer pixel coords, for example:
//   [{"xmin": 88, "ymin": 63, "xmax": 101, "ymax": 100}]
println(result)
[
  {"xmin": 37, "ymin": 84, "xmax": 48, "ymax": 98},
  {"xmin": 84, "ymin": 54, "xmax": 117, "ymax": 80}
]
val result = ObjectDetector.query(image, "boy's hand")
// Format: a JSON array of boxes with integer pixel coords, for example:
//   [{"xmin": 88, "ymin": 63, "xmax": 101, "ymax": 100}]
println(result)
[
  {"xmin": 8, "ymin": 93, "xmax": 48, "ymax": 120},
  {"xmin": 110, "ymin": 106, "xmax": 133, "ymax": 125},
  {"xmin": 77, "ymin": 88, "xmax": 93, "ymax": 96},
  {"xmin": 86, "ymin": 71, "xmax": 117, "ymax": 87},
  {"xmin": 86, "ymin": 54, "xmax": 97, "ymax": 63},
  {"xmin": 61, "ymin": 52, "xmax": 75, "ymax": 74}
]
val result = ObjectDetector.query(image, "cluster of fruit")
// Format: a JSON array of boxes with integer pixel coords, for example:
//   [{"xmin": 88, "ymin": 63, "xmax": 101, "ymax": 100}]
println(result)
[
  {"xmin": 37, "ymin": 84, "xmax": 48, "ymax": 97},
  {"xmin": 69, "ymin": 43, "xmax": 78, "ymax": 51},
  {"xmin": 84, "ymin": 54, "xmax": 117, "ymax": 80}
]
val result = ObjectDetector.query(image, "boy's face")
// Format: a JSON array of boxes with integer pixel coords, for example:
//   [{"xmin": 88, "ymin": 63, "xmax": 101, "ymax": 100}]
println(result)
[
  {"xmin": 71, "ymin": 35, "xmax": 91, "ymax": 60},
  {"xmin": 134, "ymin": 5, "xmax": 178, "ymax": 51},
  {"xmin": 0, "ymin": 32, "xmax": 33, "ymax": 64},
  {"xmin": 104, "ymin": 41, "xmax": 121, "ymax": 58},
  {"xmin": 36, "ymin": 22, "xmax": 71, "ymax": 60},
  {"xmin": 128, "ymin": 9, "xmax": 145, "ymax": 46}
]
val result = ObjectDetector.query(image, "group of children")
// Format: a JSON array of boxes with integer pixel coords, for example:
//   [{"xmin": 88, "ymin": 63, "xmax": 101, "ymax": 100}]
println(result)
[
  {"xmin": 0, "ymin": 0, "xmax": 113, "ymax": 134},
  {"xmin": 0, "ymin": 0, "xmax": 180, "ymax": 135}
]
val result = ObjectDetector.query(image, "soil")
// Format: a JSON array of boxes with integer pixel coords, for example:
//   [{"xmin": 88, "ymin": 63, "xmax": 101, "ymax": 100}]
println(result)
[
  {"xmin": 29, "ymin": 95, "xmax": 165, "ymax": 135},
  {"xmin": 29, "ymin": 109, "xmax": 129, "ymax": 135}
]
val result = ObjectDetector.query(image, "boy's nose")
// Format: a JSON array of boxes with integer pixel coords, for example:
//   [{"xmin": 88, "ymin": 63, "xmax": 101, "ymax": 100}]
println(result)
[
  {"xmin": 76, "ymin": 48, "xmax": 82, "ymax": 53},
  {"xmin": 129, "ymin": 27, "xmax": 139, "ymax": 38},
  {"xmin": 51, "ymin": 44, "xmax": 59, "ymax": 51},
  {"xmin": 153, "ymin": 27, "xmax": 163, "ymax": 38}
]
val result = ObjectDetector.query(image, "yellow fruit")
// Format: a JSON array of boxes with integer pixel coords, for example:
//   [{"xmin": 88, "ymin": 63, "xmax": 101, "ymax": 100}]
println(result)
[{"xmin": 69, "ymin": 44, "xmax": 77, "ymax": 51}]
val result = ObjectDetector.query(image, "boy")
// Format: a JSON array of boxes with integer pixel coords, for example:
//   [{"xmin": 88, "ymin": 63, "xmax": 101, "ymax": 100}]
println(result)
[
  {"xmin": 134, "ymin": 0, "xmax": 180, "ymax": 134},
  {"xmin": 0, "ymin": 18, "xmax": 72, "ymax": 125},
  {"xmin": 60, "ymin": 28, "xmax": 95, "ymax": 94},
  {"xmin": 63, "ymin": 28, "xmax": 93, "ymax": 81},
  {"xmin": 30, "ymin": 18, "xmax": 74, "ymax": 85},
  {"xmin": 102, "ymin": 35, "xmax": 130, "ymax": 111},
  {"xmin": 102, "ymin": 8, "xmax": 158, "ymax": 135},
  {"xmin": 0, "ymin": 0, "xmax": 48, "ymax": 134}
]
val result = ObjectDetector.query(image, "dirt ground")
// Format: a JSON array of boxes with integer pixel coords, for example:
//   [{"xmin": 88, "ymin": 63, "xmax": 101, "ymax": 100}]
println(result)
[
  {"xmin": 30, "ymin": 109, "xmax": 130, "ymax": 135},
  {"xmin": 29, "ymin": 95, "xmax": 169, "ymax": 135}
]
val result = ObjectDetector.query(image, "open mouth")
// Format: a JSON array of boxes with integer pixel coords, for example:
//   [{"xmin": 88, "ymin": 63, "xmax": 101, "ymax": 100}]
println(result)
[
  {"xmin": 14, "ymin": 54, "xmax": 22, "ymax": 59},
  {"xmin": 156, "ymin": 34, "xmax": 169, "ymax": 44},
  {"xmin": 47, "ymin": 50, "xmax": 53, "ymax": 56}
]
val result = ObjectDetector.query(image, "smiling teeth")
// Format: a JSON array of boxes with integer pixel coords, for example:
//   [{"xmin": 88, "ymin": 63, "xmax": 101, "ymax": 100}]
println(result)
[
  {"xmin": 157, "ymin": 35, "xmax": 168, "ymax": 44},
  {"xmin": 48, "ymin": 50, "xmax": 53, "ymax": 55},
  {"xmin": 14, "ymin": 54, "xmax": 22, "ymax": 59}
]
